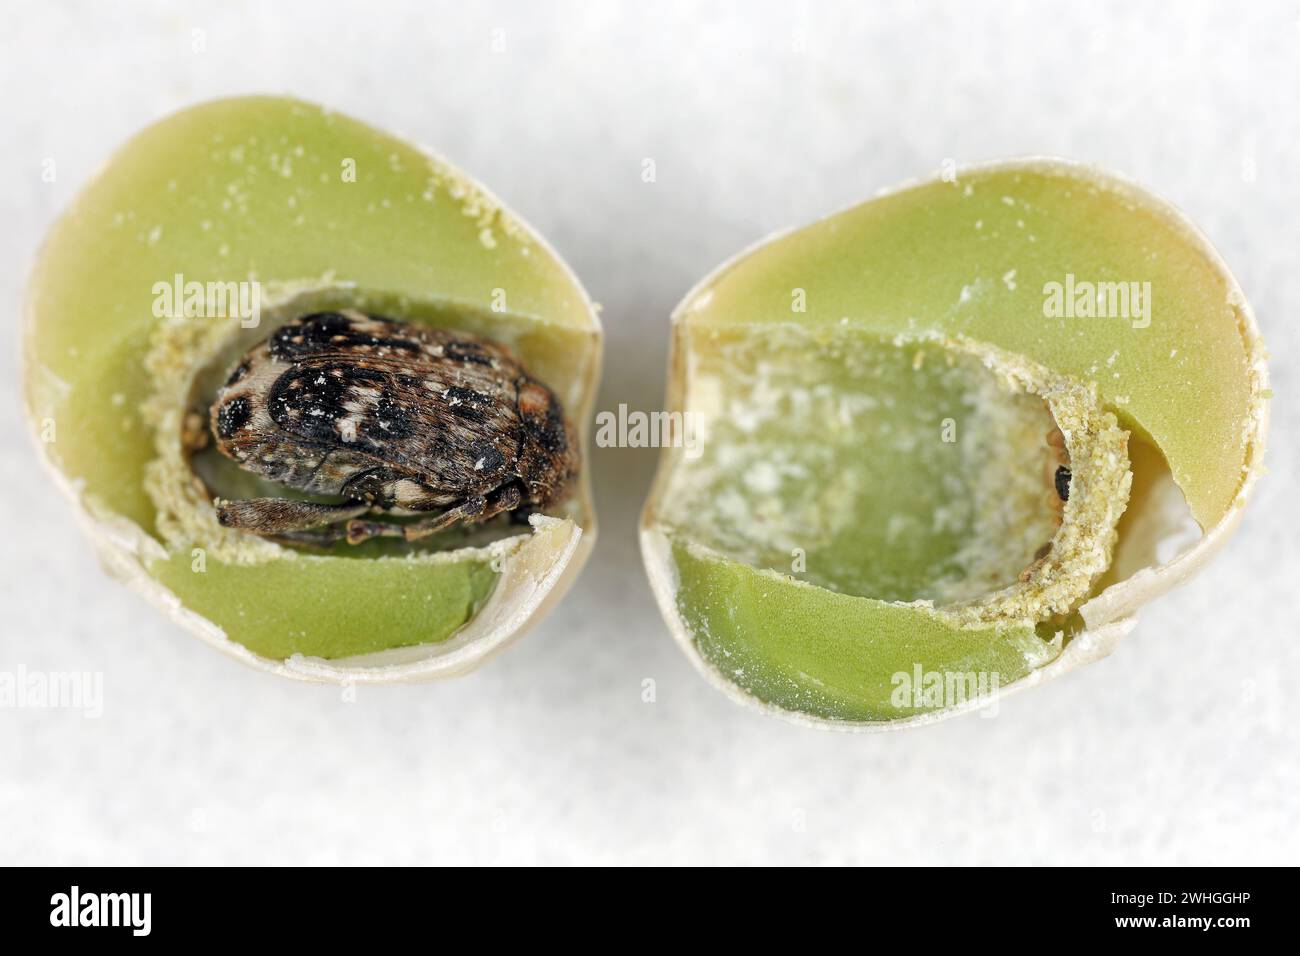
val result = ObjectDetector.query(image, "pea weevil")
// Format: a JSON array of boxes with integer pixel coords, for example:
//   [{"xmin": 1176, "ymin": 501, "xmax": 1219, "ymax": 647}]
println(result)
[{"xmin": 208, "ymin": 310, "xmax": 578, "ymax": 545}]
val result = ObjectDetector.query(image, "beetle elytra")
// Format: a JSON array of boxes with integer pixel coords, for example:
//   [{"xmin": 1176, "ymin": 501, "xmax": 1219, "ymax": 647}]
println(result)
[{"xmin": 207, "ymin": 310, "xmax": 578, "ymax": 545}]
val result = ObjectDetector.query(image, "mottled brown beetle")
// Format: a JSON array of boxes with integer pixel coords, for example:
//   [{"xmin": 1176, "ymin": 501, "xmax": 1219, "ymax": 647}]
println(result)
[{"xmin": 208, "ymin": 310, "xmax": 578, "ymax": 545}]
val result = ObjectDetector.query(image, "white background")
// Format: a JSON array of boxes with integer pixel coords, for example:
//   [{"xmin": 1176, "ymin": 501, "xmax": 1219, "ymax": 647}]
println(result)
[{"xmin": 2, "ymin": 0, "xmax": 1297, "ymax": 865}]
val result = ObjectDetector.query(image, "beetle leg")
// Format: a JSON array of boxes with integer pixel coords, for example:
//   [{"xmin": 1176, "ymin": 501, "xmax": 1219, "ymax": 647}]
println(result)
[
  {"xmin": 478, "ymin": 482, "xmax": 525, "ymax": 522},
  {"xmin": 216, "ymin": 498, "xmax": 370, "ymax": 535},
  {"xmin": 266, "ymin": 525, "xmax": 353, "ymax": 548},
  {"xmin": 345, "ymin": 495, "xmax": 487, "ymax": 544},
  {"xmin": 344, "ymin": 484, "xmax": 525, "ymax": 544}
]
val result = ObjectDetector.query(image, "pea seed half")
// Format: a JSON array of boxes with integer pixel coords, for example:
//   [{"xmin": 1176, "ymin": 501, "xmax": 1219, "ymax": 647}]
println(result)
[
  {"xmin": 25, "ymin": 97, "xmax": 602, "ymax": 679},
  {"xmin": 641, "ymin": 159, "xmax": 1268, "ymax": 727}
]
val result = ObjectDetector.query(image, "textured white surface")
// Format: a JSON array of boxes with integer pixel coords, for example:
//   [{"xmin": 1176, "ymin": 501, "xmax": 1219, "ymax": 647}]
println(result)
[{"xmin": 2, "ymin": 0, "xmax": 1297, "ymax": 865}]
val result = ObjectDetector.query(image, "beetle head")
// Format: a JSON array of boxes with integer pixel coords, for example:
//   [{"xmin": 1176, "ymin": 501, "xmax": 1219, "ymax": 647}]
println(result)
[{"xmin": 515, "ymin": 377, "xmax": 579, "ymax": 508}]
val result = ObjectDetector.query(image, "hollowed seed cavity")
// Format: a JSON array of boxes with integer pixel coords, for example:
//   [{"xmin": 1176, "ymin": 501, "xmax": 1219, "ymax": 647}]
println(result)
[{"xmin": 657, "ymin": 326, "xmax": 1131, "ymax": 625}]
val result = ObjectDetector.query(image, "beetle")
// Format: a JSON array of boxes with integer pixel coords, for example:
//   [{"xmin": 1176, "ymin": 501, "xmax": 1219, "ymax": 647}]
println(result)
[
  {"xmin": 1020, "ymin": 426, "xmax": 1073, "ymax": 581},
  {"xmin": 207, "ymin": 309, "xmax": 578, "ymax": 545},
  {"xmin": 1054, "ymin": 465, "xmax": 1072, "ymax": 502}
]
